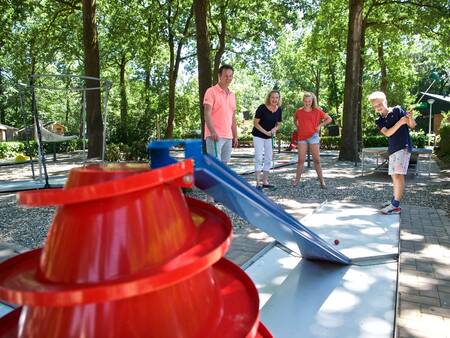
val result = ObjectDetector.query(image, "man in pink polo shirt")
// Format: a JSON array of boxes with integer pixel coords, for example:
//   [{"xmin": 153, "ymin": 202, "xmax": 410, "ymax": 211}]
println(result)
[{"xmin": 203, "ymin": 64, "xmax": 238, "ymax": 164}]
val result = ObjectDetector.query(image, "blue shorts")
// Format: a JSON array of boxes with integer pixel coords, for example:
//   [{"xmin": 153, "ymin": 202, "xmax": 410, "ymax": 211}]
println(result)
[{"xmin": 298, "ymin": 132, "xmax": 320, "ymax": 145}]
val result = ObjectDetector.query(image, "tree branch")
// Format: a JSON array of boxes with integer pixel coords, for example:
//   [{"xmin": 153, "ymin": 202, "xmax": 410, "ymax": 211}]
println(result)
[
  {"xmin": 54, "ymin": 0, "xmax": 81, "ymax": 10},
  {"xmin": 371, "ymin": 0, "xmax": 448, "ymax": 11}
]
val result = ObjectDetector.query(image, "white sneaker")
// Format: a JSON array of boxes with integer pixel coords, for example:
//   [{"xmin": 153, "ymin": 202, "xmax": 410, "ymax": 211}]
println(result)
[
  {"xmin": 380, "ymin": 203, "xmax": 401, "ymax": 215},
  {"xmin": 381, "ymin": 200, "xmax": 391, "ymax": 208}
]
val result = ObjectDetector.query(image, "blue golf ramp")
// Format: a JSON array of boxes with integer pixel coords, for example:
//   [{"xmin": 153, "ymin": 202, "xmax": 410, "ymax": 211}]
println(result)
[{"xmin": 148, "ymin": 139, "xmax": 350, "ymax": 265}]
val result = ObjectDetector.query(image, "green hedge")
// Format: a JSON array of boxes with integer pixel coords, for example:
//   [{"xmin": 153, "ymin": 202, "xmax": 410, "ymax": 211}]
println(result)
[
  {"xmin": 0, "ymin": 139, "xmax": 85, "ymax": 159},
  {"xmin": 319, "ymin": 133, "xmax": 425, "ymax": 150},
  {"xmin": 319, "ymin": 136, "xmax": 341, "ymax": 150},
  {"xmin": 0, "ymin": 142, "xmax": 25, "ymax": 158},
  {"xmin": 105, "ymin": 141, "xmax": 148, "ymax": 162},
  {"xmin": 438, "ymin": 124, "xmax": 450, "ymax": 154},
  {"xmin": 0, "ymin": 132, "xmax": 429, "ymax": 160}
]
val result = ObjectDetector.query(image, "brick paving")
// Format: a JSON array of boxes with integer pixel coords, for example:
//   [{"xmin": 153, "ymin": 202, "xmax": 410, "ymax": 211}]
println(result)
[{"xmin": 397, "ymin": 206, "xmax": 450, "ymax": 338}]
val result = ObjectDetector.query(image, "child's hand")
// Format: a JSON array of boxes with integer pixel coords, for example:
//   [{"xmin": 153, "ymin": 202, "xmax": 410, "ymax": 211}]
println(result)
[
  {"xmin": 405, "ymin": 111, "xmax": 413, "ymax": 118},
  {"xmin": 399, "ymin": 116, "xmax": 408, "ymax": 125}
]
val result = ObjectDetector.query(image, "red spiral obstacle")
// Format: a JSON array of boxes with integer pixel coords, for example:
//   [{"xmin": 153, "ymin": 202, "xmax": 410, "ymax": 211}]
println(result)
[{"xmin": 0, "ymin": 161, "xmax": 272, "ymax": 337}]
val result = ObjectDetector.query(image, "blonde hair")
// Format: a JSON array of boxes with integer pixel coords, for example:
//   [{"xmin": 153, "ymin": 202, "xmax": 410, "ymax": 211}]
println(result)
[
  {"xmin": 303, "ymin": 92, "xmax": 318, "ymax": 109},
  {"xmin": 368, "ymin": 91, "xmax": 387, "ymax": 102},
  {"xmin": 265, "ymin": 90, "xmax": 282, "ymax": 106}
]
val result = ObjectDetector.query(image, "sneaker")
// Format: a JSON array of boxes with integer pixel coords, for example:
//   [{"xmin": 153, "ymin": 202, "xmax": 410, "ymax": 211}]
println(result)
[
  {"xmin": 380, "ymin": 203, "xmax": 401, "ymax": 215},
  {"xmin": 381, "ymin": 200, "xmax": 391, "ymax": 208}
]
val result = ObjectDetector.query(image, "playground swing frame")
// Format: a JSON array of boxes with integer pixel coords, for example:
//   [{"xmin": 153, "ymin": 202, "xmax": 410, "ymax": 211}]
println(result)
[{"xmin": 18, "ymin": 74, "xmax": 112, "ymax": 189}]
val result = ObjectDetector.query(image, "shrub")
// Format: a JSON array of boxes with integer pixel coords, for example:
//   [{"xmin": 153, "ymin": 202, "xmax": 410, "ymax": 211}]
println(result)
[
  {"xmin": 277, "ymin": 119, "xmax": 296, "ymax": 143},
  {"xmin": 238, "ymin": 135, "xmax": 253, "ymax": 142},
  {"xmin": 124, "ymin": 141, "xmax": 148, "ymax": 161},
  {"xmin": 104, "ymin": 141, "xmax": 149, "ymax": 162},
  {"xmin": 105, "ymin": 143, "xmax": 123, "ymax": 162},
  {"xmin": 320, "ymin": 136, "xmax": 340, "ymax": 150},
  {"xmin": 438, "ymin": 124, "xmax": 450, "ymax": 155},
  {"xmin": 410, "ymin": 131, "xmax": 426, "ymax": 148},
  {"xmin": 0, "ymin": 139, "xmax": 89, "ymax": 160},
  {"xmin": 318, "ymin": 133, "xmax": 425, "ymax": 151},
  {"xmin": 362, "ymin": 135, "xmax": 388, "ymax": 148},
  {"xmin": 0, "ymin": 142, "xmax": 25, "ymax": 159}
]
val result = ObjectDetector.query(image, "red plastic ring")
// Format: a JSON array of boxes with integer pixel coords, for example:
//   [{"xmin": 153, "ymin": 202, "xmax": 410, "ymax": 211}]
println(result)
[{"xmin": 17, "ymin": 160, "xmax": 193, "ymax": 206}]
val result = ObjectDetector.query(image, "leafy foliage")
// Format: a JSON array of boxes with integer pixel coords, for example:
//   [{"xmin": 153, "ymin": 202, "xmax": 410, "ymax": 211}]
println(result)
[{"xmin": 0, "ymin": 0, "xmax": 448, "ymax": 158}]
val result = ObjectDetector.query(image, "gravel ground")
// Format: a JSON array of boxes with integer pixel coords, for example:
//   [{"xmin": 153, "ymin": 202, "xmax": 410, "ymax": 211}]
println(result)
[{"xmin": 1, "ymin": 154, "xmax": 448, "ymax": 250}]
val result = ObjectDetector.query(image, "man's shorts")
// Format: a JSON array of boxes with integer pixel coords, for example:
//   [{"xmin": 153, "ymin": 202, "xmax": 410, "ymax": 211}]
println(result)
[
  {"xmin": 388, "ymin": 148, "xmax": 411, "ymax": 175},
  {"xmin": 205, "ymin": 137, "xmax": 232, "ymax": 164},
  {"xmin": 298, "ymin": 132, "xmax": 320, "ymax": 145}
]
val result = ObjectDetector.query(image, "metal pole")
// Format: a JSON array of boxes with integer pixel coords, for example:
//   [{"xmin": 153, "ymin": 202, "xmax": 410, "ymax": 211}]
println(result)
[
  {"xmin": 427, "ymin": 98, "xmax": 435, "ymax": 146},
  {"xmin": 416, "ymin": 80, "xmax": 436, "ymax": 105},
  {"xmin": 82, "ymin": 90, "xmax": 87, "ymax": 162},
  {"xmin": 101, "ymin": 81, "xmax": 111, "ymax": 162},
  {"xmin": 19, "ymin": 87, "xmax": 35, "ymax": 179},
  {"xmin": 30, "ymin": 76, "xmax": 50, "ymax": 188}
]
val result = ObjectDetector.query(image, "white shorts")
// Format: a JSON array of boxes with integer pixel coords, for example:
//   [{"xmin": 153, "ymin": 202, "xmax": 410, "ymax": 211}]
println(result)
[
  {"xmin": 205, "ymin": 137, "xmax": 232, "ymax": 164},
  {"xmin": 388, "ymin": 148, "xmax": 411, "ymax": 175}
]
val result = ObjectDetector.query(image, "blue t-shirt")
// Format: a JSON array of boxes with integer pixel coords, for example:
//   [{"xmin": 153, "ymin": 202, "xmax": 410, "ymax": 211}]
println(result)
[
  {"xmin": 375, "ymin": 106, "xmax": 412, "ymax": 154},
  {"xmin": 251, "ymin": 104, "xmax": 283, "ymax": 139}
]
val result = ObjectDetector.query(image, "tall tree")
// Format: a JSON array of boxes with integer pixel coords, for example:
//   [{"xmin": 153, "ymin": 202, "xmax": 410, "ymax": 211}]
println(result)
[
  {"xmin": 339, "ymin": 0, "xmax": 363, "ymax": 162},
  {"xmin": 102, "ymin": 0, "xmax": 141, "ymax": 143},
  {"xmin": 157, "ymin": 0, "xmax": 194, "ymax": 139},
  {"xmin": 194, "ymin": 0, "xmax": 212, "ymax": 140},
  {"xmin": 82, "ymin": 0, "xmax": 103, "ymax": 158},
  {"xmin": 339, "ymin": 0, "xmax": 449, "ymax": 161}
]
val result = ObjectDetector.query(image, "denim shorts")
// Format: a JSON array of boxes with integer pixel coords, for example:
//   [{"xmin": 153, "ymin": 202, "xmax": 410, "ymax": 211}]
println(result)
[{"xmin": 298, "ymin": 132, "xmax": 320, "ymax": 145}]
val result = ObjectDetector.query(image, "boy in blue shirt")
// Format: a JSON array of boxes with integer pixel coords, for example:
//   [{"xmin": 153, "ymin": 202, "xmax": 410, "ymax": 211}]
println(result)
[{"xmin": 368, "ymin": 91, "xmax": 417, "ymax": 214}]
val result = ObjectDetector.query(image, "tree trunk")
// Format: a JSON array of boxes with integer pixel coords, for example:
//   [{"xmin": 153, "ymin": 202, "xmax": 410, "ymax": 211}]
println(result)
[
  {"xmin": 82, "ymin": 0, "xmax": 103, "ymax": 158},
  {"xmin": 166, "ymin": 31, "xmax": 176, "ymax": 138},
  {"xmin": 339, "ymin": 0, "xmax": 364, "ymax": 162},
  {"xmin": 119, "ymin": 54, "xmax": 128, "ymax": 142},
  {"xmin": 143, "ymin": 14, "xmax": 155, "ymax": 134},
  {"xmin": 378, "ymin": 39, "xmax": 388, "ymax": 93},
  {"xmin": 65, "ymin": 77, "xmax": 70, "ymax": 126},
  {"xmin": 194, "ymin": 0, "xmax": 212, "ymax": 140},
  {"xmin": 357, "ymin": 27, "xmax": 366, "ymax": 151},
  {"xmin": 65, "ymin": 94, "xmax": 70, "ymax": 127},
  {"xmin": 164, "ymin": 5, "xmax": 194, "ymax": 139},
  {"xmin": 313, "ymin": 66, "xmax": 320, "ymax": 106},
  {"xmin": 144, "ymin": 69, "xmax": 152, "ymax": 122},
  {"xmin": 0, "ymin": 68, "xmax": 5, "ymax": 124},
  {"xmin": 213, "ymin": 13, "xmax": 227, "ymax": 84}
]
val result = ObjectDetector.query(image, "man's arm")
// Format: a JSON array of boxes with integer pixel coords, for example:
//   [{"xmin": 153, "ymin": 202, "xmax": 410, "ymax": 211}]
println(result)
[
  {"xmin": 379, "ymin": 116, "xmax": 408, "ymax": 137},
  {"xmin": 204, "ymin": 104, "xmax": 218, "ymax": 141},
  {"xmin": 232, "ymin": 111, "xmax": 238, "ymax": 147}
]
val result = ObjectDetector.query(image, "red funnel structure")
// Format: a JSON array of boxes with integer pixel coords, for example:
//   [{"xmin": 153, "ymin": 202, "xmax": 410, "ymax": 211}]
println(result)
[{"xmin": 0, "ymin": 161, "xmax": 272, "ymax": 337}]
